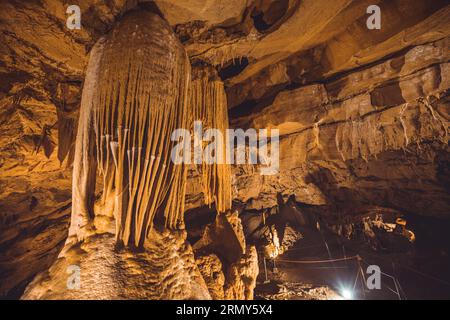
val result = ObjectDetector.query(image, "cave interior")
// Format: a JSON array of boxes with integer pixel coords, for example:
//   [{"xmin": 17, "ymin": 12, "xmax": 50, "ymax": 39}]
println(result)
[{"xmin": 0, "ymin": 0, "xmax": 449, "ymax": 300}]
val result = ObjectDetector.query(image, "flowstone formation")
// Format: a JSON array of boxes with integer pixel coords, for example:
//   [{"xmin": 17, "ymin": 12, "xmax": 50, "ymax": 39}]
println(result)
[
  {"xmin": 69, "ymin": 9, "xmax": 192, "ymax": 248},
  {"xmin": 0, "ymin": 0, "xmax": 449, "ymax": 300},
  {"xmin": 21, "ymin": 8, "xmax": 256, "ymax": 300},
  {"xmin": 193, "ymin": 211, "xmax": 259, "ymax": 300},
  {"xmin": 190, "ymin": 64, "xmax": 232, "ymax": 213},
  {"xmin": 22, "ymin": 9, "xmax": 210, "ymax": 300},
  {"xmin": 22, "ymin": 229, "xmax": 210, "ymax": 300}
]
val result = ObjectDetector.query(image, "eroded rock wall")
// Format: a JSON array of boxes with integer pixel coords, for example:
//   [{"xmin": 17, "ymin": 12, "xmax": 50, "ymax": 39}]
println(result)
[
  {"xmin": 228, "ymin": 38, "xmax": 450, "ymax": 216},
  {"xmin": 0, "ymin": 0, "xmax": 449, "ymax": 299},
  {"xmin": 193, "ymin": 211, "xmax": 259, "ymax": 300}
]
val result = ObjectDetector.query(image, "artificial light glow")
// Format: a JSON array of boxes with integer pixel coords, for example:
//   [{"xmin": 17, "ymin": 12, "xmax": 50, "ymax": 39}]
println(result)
[{"xmin": 341, "ymin": 288, "xmax": 353, "ymax": 300}]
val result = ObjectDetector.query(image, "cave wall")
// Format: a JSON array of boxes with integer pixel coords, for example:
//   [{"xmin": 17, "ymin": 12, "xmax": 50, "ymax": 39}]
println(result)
[
  {"xmin": 0, "ymin": 0, "xmax": 449, "ymax": 298},
  {"xmin": 227, "ymin": 38, "xmax": 449, "ymax": 216}
]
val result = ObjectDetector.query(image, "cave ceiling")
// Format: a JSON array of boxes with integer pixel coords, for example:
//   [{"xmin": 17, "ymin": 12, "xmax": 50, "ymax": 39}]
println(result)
[
  {"xmin": 0, "ymin": 0, "xmax": 449, "ymax": 300},
  {"xmin": 2, "ymin": 0, "xmax": 448, "ymax": 95}
]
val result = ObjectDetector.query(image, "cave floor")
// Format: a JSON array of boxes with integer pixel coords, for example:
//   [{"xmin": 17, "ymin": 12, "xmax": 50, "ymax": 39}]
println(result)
[{"xmin": 255, "ymin": 227, "xmax": 450, "ymax": 300}]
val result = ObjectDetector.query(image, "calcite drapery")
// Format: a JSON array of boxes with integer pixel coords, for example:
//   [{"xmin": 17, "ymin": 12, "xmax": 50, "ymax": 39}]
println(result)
[
  {"xmin": 70, "ymin": 9, "xmax": 191, "ymax": 248},
  {"xmin": 190, "ymin": 64, "xmax": 232, "ymax": 213}
]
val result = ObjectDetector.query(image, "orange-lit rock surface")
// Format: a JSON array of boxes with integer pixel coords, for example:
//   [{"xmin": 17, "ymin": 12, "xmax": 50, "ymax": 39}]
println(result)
[
  {"xmin": 0, "ymin": 0, "xmax": 449, "ymax": 299},
  {"xmin": 22, "ymin": 229, "xmax": 211, "ymax": 300}
]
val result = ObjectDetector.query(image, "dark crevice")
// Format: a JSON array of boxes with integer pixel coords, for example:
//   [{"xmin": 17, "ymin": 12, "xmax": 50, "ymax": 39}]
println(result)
[
  {"xmin": 184, "ymin": 206, "xmax": 217, "ymax": 244},
  {"xmin": 217, "ymin": 57, "xmax": 249, "ymax": 81},
  {"xmin": 229, "ymin": 82, "xmax": 289, "ymax": 122},
  {"xmin": 252, "ymin": 12, "xmax": 271, "ymax": 32},
  {"xmin": 251, "ymin": 0, "xmax": 290, "ymax": 33},
  {"xmin": 227, "ymin": 36, "xmax": 448, "ymax": 123}
]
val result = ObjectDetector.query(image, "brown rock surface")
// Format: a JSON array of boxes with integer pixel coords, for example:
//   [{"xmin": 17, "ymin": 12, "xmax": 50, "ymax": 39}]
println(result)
[
  {"xmin": 22, "ymin": 229, "xmax": 211, "ymax": 300},
  {"xmin": 0, "ymin": 0, "xmax": 449, "ymax": 299},
  {"xmin": 193, "ymin": 212, "xmax": 259, "ymax": 299},
  {"xmin": 193, "ymin": 212, "xmax": 246, "ymax": 264},
  {"xmin": 195, "ymin": 254, "xmax": 225, "ymax": 299},
  {"xmin": 224, "ymin": 245, "xmax": 259, "ymax": 300},
  {"xmin": 230, "ymin": 37, "xmax": 450, "ymax": 215}
]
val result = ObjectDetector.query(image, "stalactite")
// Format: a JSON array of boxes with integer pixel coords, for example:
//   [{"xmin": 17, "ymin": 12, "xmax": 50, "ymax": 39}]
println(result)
[
  {"xmin": 190, "ymin": 63, "xmax": 232, "ymax": 213},
  {"xmin": 71, "ymin": 10, "xmax": 191, "ymax": 248},
  {"xmin": 69, "ymin": 37, "xmax": 104, "ymax": 241}
]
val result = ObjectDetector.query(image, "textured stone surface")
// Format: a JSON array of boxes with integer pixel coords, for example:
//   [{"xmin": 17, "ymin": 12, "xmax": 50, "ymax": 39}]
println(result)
[
  {"xmin": 0, "ymin": 0, "xmax": 449, "ymax": 299},
  {"xmin": 224, "ymin": 245, "xmax": 259, "ymax": 300},
  {"xmin": 22, "ymin": 229, "xmax": 211, "ymax": 300},
  {"xmin": 0, "ymin": 93, "xmax": 73, "ymax": 297},
  {"xmin": 195, "ymin": 254, "xmax": 225, "ymax": 299},
  {"xmin": 193, "ymin": 212, "xmax": 245, "ymax": 264},
  {"xmin": 155, "ymin": 0, "xmax": 249, "ymax": 26},
  {"xmin": 193, "ymin": 212, "xmax": 259, "ymax": 299},
  {"xmin": 230, "ymin": 38, "xmax": 450, "ymax": 215}
]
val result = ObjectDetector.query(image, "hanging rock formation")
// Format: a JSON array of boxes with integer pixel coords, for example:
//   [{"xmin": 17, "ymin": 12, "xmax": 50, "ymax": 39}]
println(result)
[
  {"xmin": 190, "ymin": 63, "xmax": 232, "ymax": 213},
  {"xmin": 20, "ymin": 8, "xmax": 212, "ymax": 300},
  {"xmin": 0, "ymin": 0, "xmax": 449, "ymax": 300},
  {"xmin": 70, "ymin": 9, "xmax": 192, "ymax": 248}
]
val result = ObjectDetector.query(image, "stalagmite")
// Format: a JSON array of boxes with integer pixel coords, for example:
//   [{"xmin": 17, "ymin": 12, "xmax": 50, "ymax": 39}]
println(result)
[
  {"xmin": 399, "ymin": 103, "xmax": 410, "ymax": 147},
  {"xmin": 70, "ymin": 9, "xmax": 191, "ymax": 248},
  {"xmin": 190, "ymin": 63, "xmax": 232, "ymax": 213}
]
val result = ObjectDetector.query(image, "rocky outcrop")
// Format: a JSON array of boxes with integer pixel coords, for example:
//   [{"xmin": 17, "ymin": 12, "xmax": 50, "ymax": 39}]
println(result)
[
  {"xmin": 156, "ymin": 0, "xmax": 249, "ymax": 26},
  {"xmin": 257, "ymin": 281, "xmax": 340, "ymax": 300},
  {"xmin": 193, "ymin": 211, "xmax": 246, "ymax": 264},
  {"xmin": 0, "ymin": 93, "xmax": 72, "ymax": 297},
  {"xmin": 230, "ymin": 38, "xmax": 450, "ymax": 216},
  {"xmin": 22, "ymin": 229, "xmax": 211, "ymax": 300},
  {"xmin": 195, "ymin": 254, "xmax": 225, "ymax": 299},
  {"xmin": 0, "ymin": 0, "xmax": 449, "ymax": 299},
  {"xmin": 195, "ymin": 246, "xmax": 259, "ymax": 300},
  {"xmin": 193, "ymin": 212, "xmax": 259, "ymax": 300},
  {"xmin": 222, "ymin": 0, "xmax": 449, "ymax": 98},
  {"xmin": 224, "ymin": 246, "xmax": 259, "ymax": 300}
]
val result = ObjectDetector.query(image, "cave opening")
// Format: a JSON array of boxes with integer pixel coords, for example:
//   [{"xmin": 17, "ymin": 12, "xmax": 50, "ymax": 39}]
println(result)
[
  {"xmin": 251, "ymin": 0, "xmax": 290, "ymax": 33},
  {"xmin": 217, "ymin": 57, "xmax": 250, "ymax": 81}
]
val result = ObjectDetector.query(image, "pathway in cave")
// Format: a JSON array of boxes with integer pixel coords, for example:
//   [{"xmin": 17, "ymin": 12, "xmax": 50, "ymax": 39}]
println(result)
[{"xmin": 255, "ymin": 225, "xmax": 450, "ymax": 300}]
